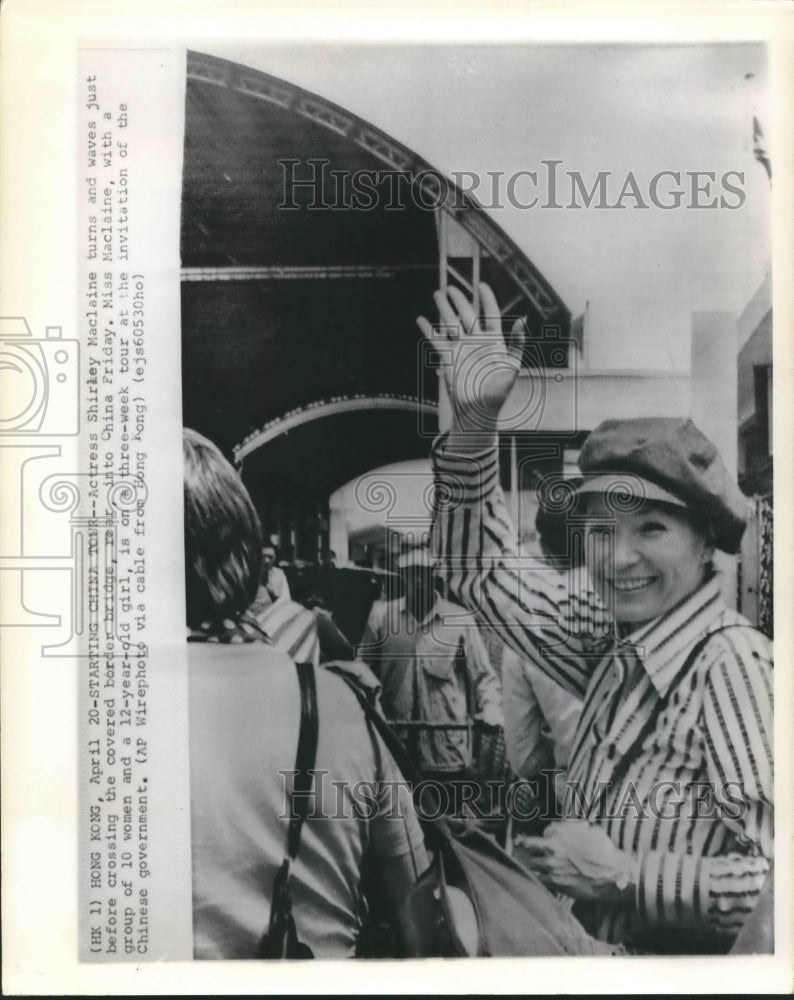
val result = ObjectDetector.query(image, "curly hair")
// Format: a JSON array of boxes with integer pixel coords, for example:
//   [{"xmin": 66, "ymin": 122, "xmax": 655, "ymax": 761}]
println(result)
[{"xmin": 183, "ymin": 428, "xmax": 263, "ymax": 627}]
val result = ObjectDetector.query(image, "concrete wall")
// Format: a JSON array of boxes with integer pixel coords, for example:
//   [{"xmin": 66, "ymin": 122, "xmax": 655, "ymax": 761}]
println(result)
[{"xmin": 498, "ymin": 368, "xmax": 691, "ymax": 435}]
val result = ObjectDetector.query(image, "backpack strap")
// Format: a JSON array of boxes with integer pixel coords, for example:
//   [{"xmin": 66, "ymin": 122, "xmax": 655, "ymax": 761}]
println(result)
[{"xmin": 257, "ymin": 661, "xmax": 318, "ymax": 959}]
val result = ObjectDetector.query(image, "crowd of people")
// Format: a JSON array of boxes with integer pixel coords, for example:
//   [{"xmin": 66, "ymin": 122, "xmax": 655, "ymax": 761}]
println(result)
[{"xmin": 183, "ymin": 281, "xmax": 773, "ymax": 959}]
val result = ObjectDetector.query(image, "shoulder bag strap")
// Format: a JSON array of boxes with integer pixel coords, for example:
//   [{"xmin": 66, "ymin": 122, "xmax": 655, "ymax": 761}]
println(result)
[
  {"xmin": 257, "ymin": 661, "xmax": 318, "ymax": 959},
  {"xmin": 337, "ymin": 671, "xmax": 425, "ymax": 786},
  {"xmin": 286, "ymin": 661, "xmax": 320, "ymax": 859},
  {"xmin": 330, "ymin": 669, "xmax": 455, "ymax": 849},
  {"xmin": 456, "ymin": 636, "xmax": 472, "ymax": 719}
]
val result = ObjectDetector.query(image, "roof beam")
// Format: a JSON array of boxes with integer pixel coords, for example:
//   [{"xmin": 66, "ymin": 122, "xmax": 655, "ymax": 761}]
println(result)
[{"xmin": 181, "ymin": 264, "xmax": 436, "ymax": 281}]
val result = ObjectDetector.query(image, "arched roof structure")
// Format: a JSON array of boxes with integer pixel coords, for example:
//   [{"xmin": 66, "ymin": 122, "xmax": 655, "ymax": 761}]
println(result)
[{"xmin": 181, "ymin": 50, "xmax": 570, "ymax": 506}]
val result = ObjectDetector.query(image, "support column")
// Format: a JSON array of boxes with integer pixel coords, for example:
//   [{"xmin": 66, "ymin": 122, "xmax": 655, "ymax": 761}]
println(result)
[{"xmin": 329, "ymin": 504, "xmax": 350, "ymax": 566}]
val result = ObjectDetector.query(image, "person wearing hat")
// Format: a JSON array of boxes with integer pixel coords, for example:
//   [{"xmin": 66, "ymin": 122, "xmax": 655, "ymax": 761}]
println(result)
[
  {"xmin": 419, "ymin": 283, "xmax": 772, "ymax": 953},
  {"xmin": 357, "ymin": 542, "xmax": 503, "ymax": 814}
]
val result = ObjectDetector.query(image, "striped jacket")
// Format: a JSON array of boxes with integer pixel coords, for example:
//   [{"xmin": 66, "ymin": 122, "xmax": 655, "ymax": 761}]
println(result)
[
  {"xmin": 252, "ymin": 599, "xmax": 321, "ymax": 666},
  {"xmin": 187, "ymin": 601, "xmax": 319, "ymax": 666},
  {"xmin": 431, "ymin": 438, "xmax": 773, "ymax": 947}
]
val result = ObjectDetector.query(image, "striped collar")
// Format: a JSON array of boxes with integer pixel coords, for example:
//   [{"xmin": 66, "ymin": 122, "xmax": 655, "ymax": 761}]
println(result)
[{"xmin": 619, "ymin": 575, "xmax": 729, "ymax": 698}]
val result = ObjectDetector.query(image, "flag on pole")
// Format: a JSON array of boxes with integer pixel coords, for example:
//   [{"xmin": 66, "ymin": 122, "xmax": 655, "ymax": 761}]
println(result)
[{"xmin": 752, "ymin": 115, "xmax": 772, "ymax": 182}]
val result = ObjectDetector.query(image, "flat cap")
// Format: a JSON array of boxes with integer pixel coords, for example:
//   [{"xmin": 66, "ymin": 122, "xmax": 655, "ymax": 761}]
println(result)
[{"xmin": 577, "ymin": 418, "xmax": 749, "ymax": 553}]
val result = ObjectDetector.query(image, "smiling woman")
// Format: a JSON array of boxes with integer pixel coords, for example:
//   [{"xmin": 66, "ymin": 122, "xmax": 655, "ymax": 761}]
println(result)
[
  {"xmin": 583, "ymin": 499, "xmax": 714, "ymax": 628},
  {"xmin": 427, "ymin": 283, "xmax": 773, "ymax": 954}
]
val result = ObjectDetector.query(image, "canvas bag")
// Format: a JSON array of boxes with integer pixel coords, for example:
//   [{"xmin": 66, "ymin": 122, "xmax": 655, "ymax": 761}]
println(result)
[{"xmin": 335, "ymin": 669, "xmax": 619, "ymax": 957}]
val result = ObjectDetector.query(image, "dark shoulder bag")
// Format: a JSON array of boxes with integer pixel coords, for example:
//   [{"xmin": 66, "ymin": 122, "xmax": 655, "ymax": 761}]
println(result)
[
  {"xmin": 256, "ymin": 661, "xmax": 318, "ymax": 959},
  {"xmin": 334, "ymin": 669, "xmax": 619, "ymax": 957}
]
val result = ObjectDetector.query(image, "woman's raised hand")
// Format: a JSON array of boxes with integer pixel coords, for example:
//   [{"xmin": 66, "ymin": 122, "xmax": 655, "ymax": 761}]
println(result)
[{"xmin": 417, "ymin": 282, "xmax": 525, "ymax": 439}]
